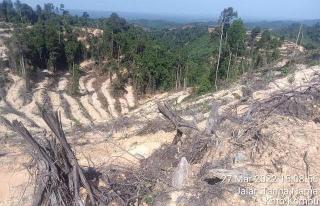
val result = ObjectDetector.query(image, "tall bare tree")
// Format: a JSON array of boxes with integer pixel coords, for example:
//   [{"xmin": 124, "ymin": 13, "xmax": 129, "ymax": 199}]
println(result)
[{"xmin": 214, "ymin": 7, "xmax": 237, "ymax": 90}]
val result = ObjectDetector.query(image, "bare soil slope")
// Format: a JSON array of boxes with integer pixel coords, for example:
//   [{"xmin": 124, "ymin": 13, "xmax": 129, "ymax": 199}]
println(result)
[{"xmin": 1, "ymin": 61, "xmax": 320, "ymax": 205}]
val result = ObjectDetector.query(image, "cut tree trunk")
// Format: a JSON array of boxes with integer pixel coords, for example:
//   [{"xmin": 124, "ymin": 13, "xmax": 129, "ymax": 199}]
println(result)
[{"xmin": 204, "ymin": 102, "xmax": 221, "ymax": 136}]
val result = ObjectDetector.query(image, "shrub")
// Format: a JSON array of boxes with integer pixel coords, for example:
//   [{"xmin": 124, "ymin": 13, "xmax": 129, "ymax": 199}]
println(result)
[{"xmin": 196, "ymin": 76, "xmax": 212, "ymax": 94}]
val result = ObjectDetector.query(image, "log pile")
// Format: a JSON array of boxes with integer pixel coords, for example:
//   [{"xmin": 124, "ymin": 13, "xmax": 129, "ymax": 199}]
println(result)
[{"xmin": 2, "ymin": 110, "xmax": 107, "ymax": 206}]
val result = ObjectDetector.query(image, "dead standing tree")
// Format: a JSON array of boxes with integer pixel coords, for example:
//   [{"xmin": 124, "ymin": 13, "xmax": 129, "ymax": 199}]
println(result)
[{"xmin": 1, "ymin": 110, "xmax": 107, "ymax": 206}]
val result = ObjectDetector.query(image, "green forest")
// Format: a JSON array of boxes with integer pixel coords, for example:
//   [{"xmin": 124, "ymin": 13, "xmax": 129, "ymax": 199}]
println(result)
[
  {"xmin": 276, "ymin": 23, "xmax": 320, "ymax": 49},
  {"xmin": 0, "ymin": 0, "xmax": 317, "ymax": 96}
]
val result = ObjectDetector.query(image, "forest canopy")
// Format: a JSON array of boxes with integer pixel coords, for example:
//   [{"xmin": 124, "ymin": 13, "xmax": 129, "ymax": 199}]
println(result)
[{"xmin": 1, "ymin": 0, "xmax": 315, "ymax": 96}]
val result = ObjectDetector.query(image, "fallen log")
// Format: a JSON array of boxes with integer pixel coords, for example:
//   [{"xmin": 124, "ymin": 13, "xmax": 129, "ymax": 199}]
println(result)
[
  {"xmin": 158, "ymin": 102, "xmax": 199, "ymax": 144},
  {"xmin": 158, "ymin": 101, "xmax": 222, "ymax": 143},
  {"xmin": 157, "ymin": 102, "xmax": 216, "ymax": 163}
]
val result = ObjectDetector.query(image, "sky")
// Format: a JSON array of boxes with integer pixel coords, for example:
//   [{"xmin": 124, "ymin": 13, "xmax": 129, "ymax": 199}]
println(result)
[{"xmin": 23, "ymin": 0, "xmax": 320, "ymax": 21}]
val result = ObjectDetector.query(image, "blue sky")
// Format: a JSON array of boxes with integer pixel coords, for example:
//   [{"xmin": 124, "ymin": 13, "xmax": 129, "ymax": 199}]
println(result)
[{"xmin": 23, "ymin": 0, "xmax": 320, "ymax": 20}]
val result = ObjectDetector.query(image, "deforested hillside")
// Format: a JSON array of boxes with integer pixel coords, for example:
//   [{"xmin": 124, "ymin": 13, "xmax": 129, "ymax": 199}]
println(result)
[
  {"xmin": 0, "ymin": 63, "xmax": 138, "ymax": 131},
  {"xmin": 0, "ymin": 4, "xmax": 296, "ymax": 133},
  {"xmin": 1, "ymin": 54, "xmax": 320, "ymax": 205},
  {"xmin": 1, "ymin": 1, "xmax": 320, "ymax": 206}
]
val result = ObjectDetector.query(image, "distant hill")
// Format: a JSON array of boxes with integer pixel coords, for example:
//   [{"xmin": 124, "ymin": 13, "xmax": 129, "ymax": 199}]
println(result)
[
  {"xmin": 246, "ymin": 19, "xmax": 320, "ymax": 29},
  {"xmin": 130, "ymin": 19, "xmax": 320, "ymax": 31},
  {"xmin": 69, "ymin": 9, "xmax": 213, "ymax": 23},
  {"xmin": 70, "ymin": 9, "xmax": 212, "ymax": 30},
  {"xmin": 130, "ymin": 19, "xmax": 216, "ymax": 30},
  {"xmin": 130, "ymin": 19, "xmax": 181, "ymax": 30},
  {"xmin": 69, "ymin": 9, "xmax": 111, "ymax": 18},
  {"xmin": 69, "ymin": 9, "xmax": 320, "ymax": 31}
]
